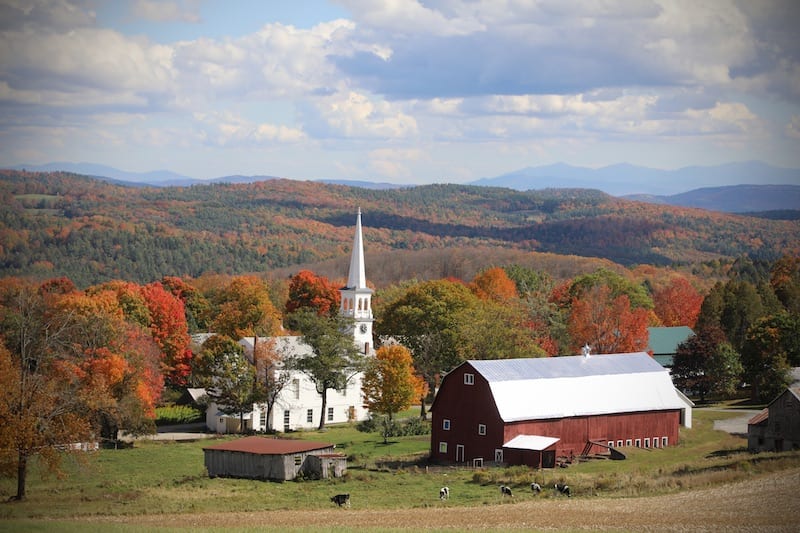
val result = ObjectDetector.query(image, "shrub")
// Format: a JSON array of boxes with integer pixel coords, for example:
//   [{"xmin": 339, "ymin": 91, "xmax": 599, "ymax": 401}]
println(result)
[{"xmin": 155, "ymin": 405, "xmax": 204, "ymax": 425}]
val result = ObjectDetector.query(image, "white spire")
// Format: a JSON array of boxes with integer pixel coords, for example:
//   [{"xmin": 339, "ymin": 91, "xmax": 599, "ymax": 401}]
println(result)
[{"xmin": 346, "ymin": 208, "xmax": 367, "ymax": 289}]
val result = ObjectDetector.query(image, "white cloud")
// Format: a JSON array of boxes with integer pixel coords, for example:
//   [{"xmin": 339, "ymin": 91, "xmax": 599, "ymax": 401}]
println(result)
[
  {"xmin": 313, "ymin": 91, "xmax": 418, "ymax": 139},
  {"xmin": 193, "ymin": 111, "xmax": 306, "ymax": 146}
]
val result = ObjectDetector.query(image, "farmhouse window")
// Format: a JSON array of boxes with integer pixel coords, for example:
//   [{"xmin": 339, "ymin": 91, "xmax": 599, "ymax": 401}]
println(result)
[
  {"xmin": 443, "ymin": 419, "xmax": 451, "ymax": 430},
  {"xmin": 327, "ymin": 407, "xmax": 334, "ymax": 421},
  {"xmin": 464, "ymin": 373, "xmax": 474, "ymax": 385},
  {"xmin": 283, "ymin": 410, "xmax": 290, "ymax": 431},
  {"xmin": 439, "ymin": 442, "xmax": 448, "ymax": 454},
  {"xmin": 478, "ymin": 424, "xmax": 486, "ymax": 436},
  {"xmin": 259, "ymin": 411, "xmax": 267, "ymax": 428},
  {"xmin": 307, "ymin": 409, "xmax": 313, "ymax": 423},
  {"xmin": 292, "ymin": 379, "xmax": 300, "ymax": 399}
]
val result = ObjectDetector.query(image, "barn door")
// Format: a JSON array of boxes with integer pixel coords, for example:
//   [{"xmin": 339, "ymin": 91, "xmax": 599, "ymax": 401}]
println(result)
[{"xmin": 456, "ymin": 444, "xmax": 465, "ymax": 462}]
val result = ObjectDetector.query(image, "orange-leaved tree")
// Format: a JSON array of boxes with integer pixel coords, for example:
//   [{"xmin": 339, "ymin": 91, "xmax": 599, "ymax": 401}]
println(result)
[
  {"xmin": 212, "ymin": 275, "xmax": 282, "ymax": 339},
  {"xmin": 140, "ymin": 281, "xmax": 192, "ymax": 387},
  {"xmin": 568, "ymin": 285, "xmax": 650, "ymax": 354},
  {"xmin": 470, "ymin": 267, "xmax": 519, "ymax": 303},
  {"xmin": 285, "ymin": 269, "xmax": 341, "ymax": 317},
  {"xmin": 653, "ymin": 276, "xmax": 703, "ymax": 327}
]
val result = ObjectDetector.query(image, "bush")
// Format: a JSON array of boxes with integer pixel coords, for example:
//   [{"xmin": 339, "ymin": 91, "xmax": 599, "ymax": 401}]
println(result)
[{"xmin": 155, "ymin": 405, "xmax": 204, "ymax": 425}]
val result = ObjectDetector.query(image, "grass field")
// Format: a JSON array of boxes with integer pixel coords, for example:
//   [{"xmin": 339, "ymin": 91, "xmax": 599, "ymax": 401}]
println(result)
[{"xmin": 1, "ymin": 409, "xmax": 799, "ymax": 531}]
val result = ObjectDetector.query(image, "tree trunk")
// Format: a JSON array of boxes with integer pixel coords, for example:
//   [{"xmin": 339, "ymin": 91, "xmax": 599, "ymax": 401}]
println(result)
[
  {"xmin": 419, "ymin": 394, "xmax": 427, "ymax": 420},
  {"xmin": 239, "ymin": 411, "xmax": 245, "ymax": 434},
  {"xmin": 15, "ymin": 452, "xmax": 27, "ymax": 501},
  {"xmin": 318, "ymin": 388, "xmax": 328, "ymax": 430}
]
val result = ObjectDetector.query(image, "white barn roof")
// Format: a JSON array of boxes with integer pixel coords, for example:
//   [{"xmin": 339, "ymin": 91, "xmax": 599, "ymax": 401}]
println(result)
[{"xmin": 468, "ymin": 352, "xmax": 689, "ymax": 423}]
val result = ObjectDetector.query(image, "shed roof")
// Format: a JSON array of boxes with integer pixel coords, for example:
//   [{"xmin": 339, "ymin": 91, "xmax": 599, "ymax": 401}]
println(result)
[
  {"xmin": 647, "ymin": 326, "xmax": 694, "ymax": 355},
  {"xmin": 467, "ymin": 352, "xmax": 690, "ymax": 422},
  {"xmin": 203, "ymin": 436, "xmax": 334, "ymax": 455},
  {"xmin": 503, "ymin": 435, "xmax": 560, "ymax": 451},
  {"xmin": 748, "ymin": 408, "xmax": 769, "ymax": 426}
]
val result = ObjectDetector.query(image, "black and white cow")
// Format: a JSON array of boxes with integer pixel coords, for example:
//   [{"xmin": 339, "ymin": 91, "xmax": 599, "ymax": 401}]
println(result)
[
  {"xmin": 554, "ymin": 483, "xmax": 571, "ymax": 497},
  {"xmin": 331, "ymin": 493, "xmax": 350, "ymax": 507},
  {"xmin": 500, "ymin": 485, "xmax": 513, "ymax": 497},
  {"xmin": 531, "ymin": 482, "xmax": 542, "ymax": 494},
  {"xmin": 439, "ymin": 486, "xmax": 450, "ymax": 500}
]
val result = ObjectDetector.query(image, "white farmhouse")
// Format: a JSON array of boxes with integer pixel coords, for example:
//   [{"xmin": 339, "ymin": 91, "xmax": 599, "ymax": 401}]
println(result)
[{"xmin": 205, "ymin": 210, "xmax": 375, "ymax": 433}]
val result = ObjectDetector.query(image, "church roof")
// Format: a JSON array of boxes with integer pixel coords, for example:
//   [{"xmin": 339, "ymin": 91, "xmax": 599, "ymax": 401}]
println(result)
[
  {"xmin": 465, "ymin": 352, "xmax": 690, "ymax": 422},
  {"xmin": 345, "ymin": 208, "xmax": 369, "ymax": 290}
]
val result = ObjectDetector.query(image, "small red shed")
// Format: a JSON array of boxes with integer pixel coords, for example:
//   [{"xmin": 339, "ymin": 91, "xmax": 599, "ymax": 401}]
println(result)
[{"xmin": 430, "ymin": 352, "xmax": 693, "ymax": 467}]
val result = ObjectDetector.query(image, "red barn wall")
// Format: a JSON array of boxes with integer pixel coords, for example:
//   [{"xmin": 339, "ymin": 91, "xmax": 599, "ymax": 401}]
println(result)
[{"xmin": 431, "ymin": 362, "xmax": 682, "ymax": 466}]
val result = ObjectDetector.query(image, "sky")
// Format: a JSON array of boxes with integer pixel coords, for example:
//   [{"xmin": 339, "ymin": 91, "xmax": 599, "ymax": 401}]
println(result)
[{"xmin": 1, "ymin": 0, "xmax": 799, "ymax": 185}]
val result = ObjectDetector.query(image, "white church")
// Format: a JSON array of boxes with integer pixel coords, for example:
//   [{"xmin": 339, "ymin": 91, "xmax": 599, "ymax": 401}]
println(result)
[{"xmin": 202, "ymin": 210, "xmax": 376, "ymax": 433}]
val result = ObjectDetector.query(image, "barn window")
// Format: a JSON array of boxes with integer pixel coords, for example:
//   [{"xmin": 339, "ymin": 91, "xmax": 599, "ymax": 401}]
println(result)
[
  {"xmin": 294, "ymin": 455, "xmax": 302, "ymax": 466},
  {"xmin": 653, "ymin": 437, "xmax": 659, "ymax": 448},
  {"xmin": 608, "ymin": 441, "xmax": 614, "ymax": 448},
  {"xmin": 327, "ymin": 407, "xmax": 334, "ymax": 421},
  {"xmin": 307, "ymin": 409, "xmax": 313, "ymax": 423},
  {"xmin": 626, "ymin": 439, "xmax": 632, "ymax": 446},
  {"xmin": 661, "ymin": 436, "xmax": 668, "ymax": 447},
  {"xmin": 439, "ymin": 442, "xmax": 448, "ymax": 454},
  {"xmin": 617, "ymin": 440, "xmax": 623, "ymax": 448},
  {"xmin": 635, "ymin": 438, "xmax": 641, "ymax": 447},
  {"xmin": 473, "ymin": 458, "xmax": 483, "ymax": 467},
  {"xmin": 443, "ymin": 419, "xmax": 451, "ymax": 430},
  {"xmin": 478, "ymin": 424, "xmax": 486, "ymax": 436},
  {"xmin": 464, "ymin": 373, "xmax": 474, "ymax": 385},
  {"xmin": 644, "ymin": 438, "xmax": 650, "ymax": 448}
]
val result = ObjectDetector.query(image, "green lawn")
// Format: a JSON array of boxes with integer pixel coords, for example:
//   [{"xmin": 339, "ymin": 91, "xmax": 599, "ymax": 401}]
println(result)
[{"xmin": 1, "ymin": 410, "xmax": 798, "ymax": 523}]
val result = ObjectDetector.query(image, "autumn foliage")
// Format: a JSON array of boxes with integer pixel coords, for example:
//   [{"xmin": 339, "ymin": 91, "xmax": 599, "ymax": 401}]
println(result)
[
  {"xmin": 654, "ymin": 277, "xmax": 703, "ymax": 327},
  {"xmin": 285, "ymin": 270, "xmax": 341, "ymax": 316},
  {"xmin": 362, "ymin": 344, "xmax": 427, "ymax": 420},
  {"xmin": 568, "ymin": 285, "xmax": 650, "ymax": 354}
]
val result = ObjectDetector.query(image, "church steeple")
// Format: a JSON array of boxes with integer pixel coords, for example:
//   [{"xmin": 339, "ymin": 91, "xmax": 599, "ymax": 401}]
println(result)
[
  {"xmin": 340, "ymin": 209, "xmax": 373, "ymax": 353},
  {"xmin": 346, "ymin": 208, "xmax": 367, "ymax": 290}
]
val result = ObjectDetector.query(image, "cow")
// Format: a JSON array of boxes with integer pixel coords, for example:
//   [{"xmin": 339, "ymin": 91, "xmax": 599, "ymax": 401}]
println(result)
[
  {"xmin": 554, "ymin": 483, "xmax": 571, "ymax": 497},
  {"xmin": 331, "ymin": 493, "xmax": 350, "ymax": 507},
  {"xmin": 500, "ymin": 485, "xmax": 513, "ymax": 497},
  {"xmin": 531, "ymin": 482, "xmax": 542, "ymax": 494},
  {"xmin": 439, "ymin": 486, "xmax": 449, "ymax": 500}
]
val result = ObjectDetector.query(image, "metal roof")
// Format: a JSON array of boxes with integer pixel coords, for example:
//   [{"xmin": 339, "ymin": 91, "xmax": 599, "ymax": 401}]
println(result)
[
  {"xmin": 468, "ymin": 352, "xmax": 690, "ymax": 422},
  {"xmin": 203, "ymin": 436, "xmax": 334, "ymax": 455},
  {"xmin": 503, "ymin": 435, "xmax": 560, "ymax": 451},
  {"xmin": 647, "ymin": 326, "xmax": 694, "ymax": 355}
]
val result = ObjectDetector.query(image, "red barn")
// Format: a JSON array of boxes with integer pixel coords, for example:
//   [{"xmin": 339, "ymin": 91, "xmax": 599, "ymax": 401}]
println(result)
[{"xmin": 430, "ymin": 352, "xmax": 693, "ymax": 468}]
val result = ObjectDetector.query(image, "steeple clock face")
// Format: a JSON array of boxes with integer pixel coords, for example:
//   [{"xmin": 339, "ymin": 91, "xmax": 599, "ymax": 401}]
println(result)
[{"xmin": 359, "ymin": 323, "xmax": 368, "ymax": 333}]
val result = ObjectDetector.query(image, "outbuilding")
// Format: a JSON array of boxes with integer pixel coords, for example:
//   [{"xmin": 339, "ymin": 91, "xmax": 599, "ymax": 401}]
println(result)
[
  {"xmin": 430, "ymin": 351, "xmax": 693, "ymax": 468},
  {"xmin": 748, "ymin": 387, "xmax": 800, "ymax": 452},
  {"xmin": 203, "ymin": 436, "xmax": 346, "ymax": 481}
]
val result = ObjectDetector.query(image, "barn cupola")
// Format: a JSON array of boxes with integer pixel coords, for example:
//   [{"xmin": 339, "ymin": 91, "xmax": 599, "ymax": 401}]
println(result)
[{"xmin": 340, "ymin": 208, "xmax": 374, "ymax": 353}]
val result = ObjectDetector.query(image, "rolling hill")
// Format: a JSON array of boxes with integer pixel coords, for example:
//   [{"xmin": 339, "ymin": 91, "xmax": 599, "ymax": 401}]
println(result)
[{"xmin": 1, "ymin": 170, "xmax": 798, "ymax": 287}]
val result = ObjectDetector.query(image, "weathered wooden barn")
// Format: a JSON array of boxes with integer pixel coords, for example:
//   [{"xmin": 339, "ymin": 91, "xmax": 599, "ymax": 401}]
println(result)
[
  {"xmin": 748, "ymin": 387, "xmax": 800, "ymax": 452},
  {"xmin": 203, "ymin": 436, "xmax": 347, "ymax": 481},
  {"xmin": 430, "ymin": 352, "xmax": 693, "ymax": 468}
]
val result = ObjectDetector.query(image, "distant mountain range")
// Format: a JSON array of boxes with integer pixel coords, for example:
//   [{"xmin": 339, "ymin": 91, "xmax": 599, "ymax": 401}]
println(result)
[{"xmin": 7, "ymin": 160, "xmax": 800, "ymax": 212}]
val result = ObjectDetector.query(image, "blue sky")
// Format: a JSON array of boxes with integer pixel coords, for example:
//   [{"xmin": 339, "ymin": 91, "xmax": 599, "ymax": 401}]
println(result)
[{"xmin": 1, "ymin": 0, "xmax": 799, "ymax": 184}]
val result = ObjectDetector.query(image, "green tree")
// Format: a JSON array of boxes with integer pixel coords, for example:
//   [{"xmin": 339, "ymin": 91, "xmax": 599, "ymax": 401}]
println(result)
[
  {"xmin": 706, "ymin": 342, "xmax": 744, "ymax": 399},
  {"xmin": 569, "ymin": 268, "xmax": 654, "ymax": 310},
  {"xmin": 742, "ymin": 314, "xmax": 794, "ymax": 402},
  {"xmin": 285, "ymin": 308, "xmax": 365, "ymax": 430},
  {"xmin": 671, "ymin": 326, "xmax": 728, "ymax": 403},
  {"xmin": 197, "ymin": 335, "xmax": 256, "ymax": 433}
]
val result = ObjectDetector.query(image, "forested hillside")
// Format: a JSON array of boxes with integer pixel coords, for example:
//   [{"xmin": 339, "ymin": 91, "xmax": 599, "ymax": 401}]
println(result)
[{"xmin": 2, "ymin": 170, "xmax": 798, "ymax": 287}]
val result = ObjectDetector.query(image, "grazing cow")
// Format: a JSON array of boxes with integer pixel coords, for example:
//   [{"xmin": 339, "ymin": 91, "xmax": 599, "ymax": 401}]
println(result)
[
  {"xmin": 439, "ymin": 486, "xmax": 450, "ymax": 500},
  {"xmin": 554, "ymin": 483, "xmax": 571, "ymax": 497},
  {"xmin": 331, "ymin": 493, "xmax": 350, "ymax": 507},
  {"xmin": 531, "ymin": 482, "xmax": 542, "ymax": 494},
  {"xmin": 500, "ymin": 485, "xmax": 513, "ymax": 497}
]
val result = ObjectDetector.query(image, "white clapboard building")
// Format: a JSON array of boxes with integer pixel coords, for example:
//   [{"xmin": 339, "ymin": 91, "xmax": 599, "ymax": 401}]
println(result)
[{"xmin": 204, "ymin": 210, "xmax": 375, "ymax": 433}]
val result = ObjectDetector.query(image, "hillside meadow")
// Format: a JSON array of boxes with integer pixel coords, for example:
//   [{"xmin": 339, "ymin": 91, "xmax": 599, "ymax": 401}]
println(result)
[{"xmin": 1, "ymin": 409, "xmax": 799, "ymax": 531}]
